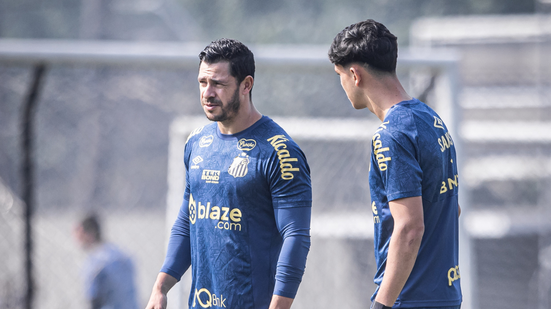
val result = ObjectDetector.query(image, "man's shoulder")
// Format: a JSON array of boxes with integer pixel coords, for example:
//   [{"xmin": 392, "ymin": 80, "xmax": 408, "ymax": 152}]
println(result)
[
  {"xmin": 185, "ymin": 122, "xmax": 217, "ymax": 146},
  {"xmin": 247, "ymin": 117, "xmax": 296, "ymax": 144},
  {"xmin": 377, "ymin": 109, "xmax": 415, "ymax": 138},
  {"xmin": 261, "ymin": 119, "xmax": 303, "ymax": 151},
  {"xmin": 382, "ymin": 99, "xmax": 437, "ymax": 135}
]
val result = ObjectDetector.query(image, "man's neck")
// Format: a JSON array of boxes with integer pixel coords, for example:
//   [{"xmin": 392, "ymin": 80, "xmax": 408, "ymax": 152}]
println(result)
[
  {"xmin": 368, "ymin": 77, "xmax": 411, "ymax": 121},
  {"xmin": 217, "ymin": 104, "xmax": 262, "ymax": 135}
]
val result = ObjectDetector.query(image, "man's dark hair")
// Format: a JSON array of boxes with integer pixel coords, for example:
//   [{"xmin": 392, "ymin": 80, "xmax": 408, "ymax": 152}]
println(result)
[
  {"xmin": 328, "ymin": 19, "xmax": 398, "ymax": 73},
  {"xmin": 199, "ymin": 38, "xmax": 255, "ymax": 86},
  {"xmin": 81, "ymin": 214, "xmax": 102, "ymax": 242}
]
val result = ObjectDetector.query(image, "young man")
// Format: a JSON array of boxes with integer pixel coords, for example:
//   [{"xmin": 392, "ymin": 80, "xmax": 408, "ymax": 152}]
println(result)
[
  {"xmin": 145, "ymin": 39, "xmax": 312, "ymax": 309},
  {"xmin": 74, "ymin": 214, "xmax": 139, "ymax": 309},
  {"xmin": 328, "ymin": 20, "xmax": 462, "ymax": 309}
]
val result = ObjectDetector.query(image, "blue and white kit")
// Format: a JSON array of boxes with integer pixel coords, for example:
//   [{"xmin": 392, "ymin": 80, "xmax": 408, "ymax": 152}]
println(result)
[
  {"xmin": 161, "ymin": 116, "xmax": 312, "ymax": 309},
  {"xmin": 369, "ymin": 99, "xmax": 462, "ymax": 308}
]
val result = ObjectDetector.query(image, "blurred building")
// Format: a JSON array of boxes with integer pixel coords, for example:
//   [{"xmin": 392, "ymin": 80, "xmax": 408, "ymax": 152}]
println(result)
[{"xmin": 411, "ymin": 14, "xmax": 551, "ymax": 309}]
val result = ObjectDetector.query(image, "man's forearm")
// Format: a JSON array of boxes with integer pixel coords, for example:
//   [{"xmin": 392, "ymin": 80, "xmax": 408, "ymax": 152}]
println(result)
[
  {"xmin": 376, "ymin": 197, "xmax": 425, "ymax": 307},
  {"xmin": 153, "ymin": 272, "xmax": 178, "ymax": 294},
  {"xmin": 145, "ymin": 272, "xmax": 178, "ymax": 309},
  {"xmin": 273, "ymin": 207, "xmax": 311, "ymax": 298},
  {"xmin": 376, "ymin": 225, "xmax": 423, "ymax": 306},
  {"xmin": 268, "ymin": 294, "xmax": 294, "ymax": 309}
]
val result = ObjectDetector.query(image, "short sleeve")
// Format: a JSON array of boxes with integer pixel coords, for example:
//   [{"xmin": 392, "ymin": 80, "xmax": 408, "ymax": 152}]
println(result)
[
  {"xmin": 266, "ymin": 135, "xmax": 312, "ymax": 209},
  {"xmin": 372, "ymin": 118, "xmax": 423, "ymax": 202}
]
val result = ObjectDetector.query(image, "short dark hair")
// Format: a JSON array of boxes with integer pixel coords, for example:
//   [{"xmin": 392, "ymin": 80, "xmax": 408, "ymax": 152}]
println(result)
[
  {"xmin": 199, "ymin": 38, "xmax": 255, "ymax": 86},
  {"xmin": 328, "ymin": 19, "xmax": 398, "ymax": 73},
  {"xmin": 80, "ymin": 214, "xmax": 102, "ymax": 242}
]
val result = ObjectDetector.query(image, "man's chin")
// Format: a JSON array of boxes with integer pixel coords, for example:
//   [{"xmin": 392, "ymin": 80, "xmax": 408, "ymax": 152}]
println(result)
[{"xmin": 204, "ymin": 111, "xmax": 223, "ymax": 122}]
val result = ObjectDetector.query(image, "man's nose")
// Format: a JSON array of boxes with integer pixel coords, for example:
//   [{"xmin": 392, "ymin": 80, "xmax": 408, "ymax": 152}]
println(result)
[{"xmin": 202, "ymin": 84, "xmax": 216, "ymax": 99}]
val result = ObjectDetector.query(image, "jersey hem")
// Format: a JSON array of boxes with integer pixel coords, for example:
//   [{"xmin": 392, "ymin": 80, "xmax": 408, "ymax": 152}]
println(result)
[
  {"xmin": 272, "ymin": 200, "xmax": 312, "ymax": 209},
  {"xmin": 387, "ymin": 191, "xmax": 422, "ymax": 202},
  {"xmin": 159, "ymin": 269, "xmax": 183, "ymax": 281}
]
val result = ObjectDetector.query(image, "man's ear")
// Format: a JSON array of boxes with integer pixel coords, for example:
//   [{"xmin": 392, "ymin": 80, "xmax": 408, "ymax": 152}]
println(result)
[
  {"xmin": 349, "ymin": 65, "xmax": 362, "ymax": 87},
  {"xmin": 241, "ymin": 76, "xmax": 254, "ymax": 95}
]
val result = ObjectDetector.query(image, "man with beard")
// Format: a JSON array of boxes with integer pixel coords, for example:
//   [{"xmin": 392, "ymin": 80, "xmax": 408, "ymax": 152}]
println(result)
[{"xmin": 145, "ymin": 39, "xmax": 312, "ymax": 309}]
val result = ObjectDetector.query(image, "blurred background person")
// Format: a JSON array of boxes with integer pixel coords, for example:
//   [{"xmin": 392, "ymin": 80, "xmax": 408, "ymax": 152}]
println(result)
[{"xmin": 74, "ymin": 213, "xmax": 139, "ymax": 309}]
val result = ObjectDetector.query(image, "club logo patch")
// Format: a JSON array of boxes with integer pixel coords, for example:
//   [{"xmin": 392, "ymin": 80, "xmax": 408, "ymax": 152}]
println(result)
[
  {"xmin": 228, "ymin": 153, "xmax": 250, "ymax": 178},
  {"xmin": 237, "ymin": 138, "xmax": 256, "ymax": 151},
  {"xmin": 199, "ymin": 135, "xmax": 214, "ymax": 147}
]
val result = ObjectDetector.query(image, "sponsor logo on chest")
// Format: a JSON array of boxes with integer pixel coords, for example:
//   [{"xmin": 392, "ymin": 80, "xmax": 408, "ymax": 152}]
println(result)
[{"xmin": 201, "ymin": 170, "xmax": 220, "ymax": 183}]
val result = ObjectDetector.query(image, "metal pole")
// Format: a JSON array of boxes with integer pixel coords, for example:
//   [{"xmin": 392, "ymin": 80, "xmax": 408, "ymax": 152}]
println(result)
[{"xmin": 22, "ymin": 63, "xmax": 46, "ymax": 309}]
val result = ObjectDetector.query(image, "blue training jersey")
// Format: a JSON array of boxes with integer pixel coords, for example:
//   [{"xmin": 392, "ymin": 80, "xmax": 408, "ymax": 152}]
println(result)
[
  {"xmin": 369, "ymin": 99, "xmax": 462, "ymax": 308},
  {"xmin": 161, "ymin": 116, "xmax": 312, "ymax": 309}
]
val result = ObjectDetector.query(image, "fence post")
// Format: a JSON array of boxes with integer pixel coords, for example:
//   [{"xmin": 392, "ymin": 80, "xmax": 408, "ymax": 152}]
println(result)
[{"xmin": 21, "ymin": 63, "xmax": 46, "ymax": 309}]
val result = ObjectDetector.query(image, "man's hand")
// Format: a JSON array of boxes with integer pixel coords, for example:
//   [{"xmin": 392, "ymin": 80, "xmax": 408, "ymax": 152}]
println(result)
[
  {"xmin": 145, "ymin": 273, "xmax": 178, "ymax": 309},
  {"xmin": 268, "ymin": 294, "xmax": 294, "ymax": 309},
  {"xmin": 145, "ymin": 290, "xmax": 168, "ymax": 309}
]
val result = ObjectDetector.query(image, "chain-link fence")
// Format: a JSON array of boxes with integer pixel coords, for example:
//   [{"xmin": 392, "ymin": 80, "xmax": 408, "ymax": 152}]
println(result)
[
  {"xmin": 0, "ymin": 41, "xmax": 463, "ymax": 309},
  {"xmin": 1, "ymin": 29, "xmax": 549, "ymax": 309}
]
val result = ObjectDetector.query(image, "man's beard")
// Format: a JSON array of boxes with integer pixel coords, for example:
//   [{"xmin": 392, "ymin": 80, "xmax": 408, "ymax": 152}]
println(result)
[{"xmin": 204, "ymin": 87, "xmax": 241, "ymax": 122}]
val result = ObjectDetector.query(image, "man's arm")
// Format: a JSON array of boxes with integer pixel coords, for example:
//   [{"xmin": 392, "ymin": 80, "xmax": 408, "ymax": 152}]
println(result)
[
  {"xmin": 269, "ymin": 295, "xmax": 294, "ymax": 309},
  {"xmin": 270, "ymin": 206, "xmax": 311, "ymax": 309},
  {"xmin": 145, "ymin": 272, "xmax": 178, "ymax": 309},
  {"xmin": 375, "ymin": 196, "xmax": 425, "ymax": 307}
]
